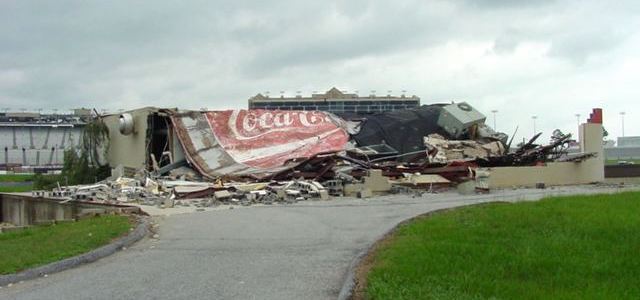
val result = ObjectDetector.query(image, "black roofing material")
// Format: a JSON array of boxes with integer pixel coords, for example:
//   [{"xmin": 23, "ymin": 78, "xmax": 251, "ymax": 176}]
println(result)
[{"xmin": 340, "ymin": 104, "xmax": 450, "ymax": 158}]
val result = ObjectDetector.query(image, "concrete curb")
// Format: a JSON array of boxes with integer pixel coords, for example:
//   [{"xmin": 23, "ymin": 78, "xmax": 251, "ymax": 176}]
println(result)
[{"xmin": 0, "ymin": 217, "xmax": 149, "ymax": 287}]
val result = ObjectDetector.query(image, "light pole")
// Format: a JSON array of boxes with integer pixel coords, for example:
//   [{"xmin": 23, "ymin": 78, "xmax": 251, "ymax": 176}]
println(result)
[
  {"xmin": 620, "ymin": 112, "xmax": 626, "ymax": 137},
  {"xmin": 532, "ymin": 115, "xmax": 538, "ymax": 135},
  {"xmin": 491, "ymin": 110, "xmax": 498, "ymax": 130}
]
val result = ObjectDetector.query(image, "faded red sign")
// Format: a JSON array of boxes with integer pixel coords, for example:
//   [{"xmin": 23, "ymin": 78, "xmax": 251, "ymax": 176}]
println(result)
[{"xmin": 205, "ymin": 110, "xmax": 348, "ymax": 169}]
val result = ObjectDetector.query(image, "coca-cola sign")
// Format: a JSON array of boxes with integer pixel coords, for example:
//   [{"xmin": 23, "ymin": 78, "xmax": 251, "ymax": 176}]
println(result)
[{"xmin": 205, "ymin": 109, "xmax": 348, "ymax": 169}]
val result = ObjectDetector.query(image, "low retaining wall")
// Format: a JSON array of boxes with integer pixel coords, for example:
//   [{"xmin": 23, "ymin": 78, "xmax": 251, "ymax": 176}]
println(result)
[
  {"xmin": 0, "ymin": 194, "xmax": 77, "ymax": 226},
  {"xmin": 0, "ymin": 193, "xmax": 142, "ymax": 226}
]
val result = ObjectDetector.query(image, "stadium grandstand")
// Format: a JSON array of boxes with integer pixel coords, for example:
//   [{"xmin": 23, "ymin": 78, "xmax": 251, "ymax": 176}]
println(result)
[{"xmin": 0, "ymin": 109, "xmax": 91, "ymax": 172}]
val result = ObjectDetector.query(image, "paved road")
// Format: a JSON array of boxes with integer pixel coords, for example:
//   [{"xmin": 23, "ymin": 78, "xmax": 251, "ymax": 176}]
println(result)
[{"xmin": 1, "ymin": 185, "xmax": 631, "ymax": 300}]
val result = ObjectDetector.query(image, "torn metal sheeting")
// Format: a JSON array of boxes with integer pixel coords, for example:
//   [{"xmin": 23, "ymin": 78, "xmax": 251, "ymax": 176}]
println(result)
[
  {"xmin": 347, "ymin": 144, "xmax": 399, "ymax": 161},
  {"xmin": 556, "ymin": 152, "xmax": 597, "ymax": 162},
  {"xmin": 171, "ymin": 110, "xmax": 349, "ymax": 179}
]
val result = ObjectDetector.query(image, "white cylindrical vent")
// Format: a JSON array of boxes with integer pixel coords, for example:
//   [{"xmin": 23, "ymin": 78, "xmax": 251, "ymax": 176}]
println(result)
[{"xmin": 119, "ymin": 113, "xmax": 135, "ymax": 135}]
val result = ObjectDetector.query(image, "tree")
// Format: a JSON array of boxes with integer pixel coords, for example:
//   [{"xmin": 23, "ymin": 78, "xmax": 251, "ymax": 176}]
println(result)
[{"xmin": 82, "ymin": 118, "xmax": 110, "ymax": 166}]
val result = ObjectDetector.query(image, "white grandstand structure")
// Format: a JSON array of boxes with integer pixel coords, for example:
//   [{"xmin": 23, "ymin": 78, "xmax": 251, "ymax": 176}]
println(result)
[{"xmin": 0, "ymin": 110, "xmax": 90, "ymax": 170}]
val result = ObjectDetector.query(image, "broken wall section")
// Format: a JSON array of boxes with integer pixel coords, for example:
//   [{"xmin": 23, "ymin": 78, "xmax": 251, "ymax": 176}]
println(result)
[
  {"xmin": 488, "ymin": 122, "xmax": 604, "ymax": 188},
  {"xmin": 103, "ymin": 107, "xmax": 184, "ymax": 174}
]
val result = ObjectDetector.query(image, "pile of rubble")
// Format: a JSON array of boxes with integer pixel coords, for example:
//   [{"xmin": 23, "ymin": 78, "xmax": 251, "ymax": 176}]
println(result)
[
  {"xmin": 31, "ymin": 102, "xmax": 597, "ymax": 209},
  {"xmin": 33, "ymin": 169, "xmax": 397, "ymax": 208},
  {"xmin": 33, "ymin": 136, "xmax": 579, "ymax": 209}
]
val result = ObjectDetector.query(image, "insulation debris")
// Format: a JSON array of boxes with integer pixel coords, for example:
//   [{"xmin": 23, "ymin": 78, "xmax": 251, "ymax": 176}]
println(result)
[{"xmin": 424, "ymin": 134, "xmax": 506, "ymax": 164}]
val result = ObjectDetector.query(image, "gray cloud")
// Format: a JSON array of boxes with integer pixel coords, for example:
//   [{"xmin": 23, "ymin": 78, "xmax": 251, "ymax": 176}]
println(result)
[
  {"xmin": 460, "ymin": 0, "xmax": 557, "ymax": 9},
  {"xmin": 1, "ymin": 0, "xmax": 639, "ymax": 139}
]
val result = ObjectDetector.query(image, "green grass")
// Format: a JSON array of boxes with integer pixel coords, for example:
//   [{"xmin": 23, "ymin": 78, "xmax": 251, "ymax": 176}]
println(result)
[
  {"xmin": 0, "ymin": 173, "xmax": 61, "ymax": 192},
  {"xmin": 0, "ymin": 174, "xmax": 35, "ymax": 192},
  {"xmin": 606, "ymin": 159, "xmax": 640, "ymax": 165},
  {"xmin": 364, "ymin": 192, "xmax": 640, "ymax": 300},
  {"xmin": 0, "ymin": 184, "xmax": 34, "ymax": 193},
  {"xmin": 0, "ymin": 215, "xmax": 132, "ymax": 274},
  {"xmin": 0, "ymin": 174, "xmax": 35, "ymax": 182}
]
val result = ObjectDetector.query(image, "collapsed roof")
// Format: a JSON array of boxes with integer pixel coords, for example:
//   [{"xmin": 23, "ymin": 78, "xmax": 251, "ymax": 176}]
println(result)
[
  {"xmin": 167, "ymin": 102, "xmax": 509, "ymax": 180},
  {"xmin": 171, "ymin": 109, "xmax": 349, "ymax": 179}
]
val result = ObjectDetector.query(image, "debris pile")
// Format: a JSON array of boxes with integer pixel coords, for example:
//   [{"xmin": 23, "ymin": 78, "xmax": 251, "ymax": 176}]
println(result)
[{"xmin": 31, "ymin": 102, "xmax": 599, "ymax": 209}]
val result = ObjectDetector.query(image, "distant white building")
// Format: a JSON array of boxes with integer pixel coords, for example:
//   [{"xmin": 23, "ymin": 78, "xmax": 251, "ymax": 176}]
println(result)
[
  {"xmin": 0, "ymin": 110, "xmax": 89, "ymax": 169},
  {"xmin": 617, "ymin": 136, "xmax": 640, "ymax": 147},
  {"xmin": 605, "ymin": 136, "xmax": 640, "ymax": 160},
  {"xmin": 248, "ymin": 87, "xmax": 421, "ymax": 114}
]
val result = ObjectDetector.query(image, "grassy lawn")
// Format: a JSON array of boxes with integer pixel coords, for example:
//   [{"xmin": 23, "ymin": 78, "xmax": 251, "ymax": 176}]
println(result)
[
  {"xmin": 0, "ymin": 173, "xmax": 62, "ymax": 192},
  {"xmin": 363, "ymin": 192, "xmax": 640, "ymax": 300},
  {"xmin": 0, "ymin": 215, "xmax": 132, "ymax": 275},
  {"xmin": 0, "ymin": 174, "xmax": 35, "ymax": 182},
  {"xmin": 0, "ymin": 174, "xmax": 35, "ymax": 193},
  {"xmin": 0, "ymin": 184, "xmax": 34, "ymax": 193},
  {"xmin": 606, "ymin": 159, "xmax": 640, "ymax": 165}
]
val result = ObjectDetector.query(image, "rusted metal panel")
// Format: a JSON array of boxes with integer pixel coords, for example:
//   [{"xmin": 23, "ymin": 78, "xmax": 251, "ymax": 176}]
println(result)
[{"xmin": 172, "ymin": 110, "xmax": 349, "ymax": 178}]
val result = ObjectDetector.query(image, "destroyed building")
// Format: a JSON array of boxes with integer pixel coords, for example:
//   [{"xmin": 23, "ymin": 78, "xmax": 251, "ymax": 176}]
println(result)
[
  {"xmin": 99, "ymin": 103, "xmax": 603, "ymax": 190},
  {"xmin": 12, "ymin": 101, "xmax": 604, "ymax": 210}
]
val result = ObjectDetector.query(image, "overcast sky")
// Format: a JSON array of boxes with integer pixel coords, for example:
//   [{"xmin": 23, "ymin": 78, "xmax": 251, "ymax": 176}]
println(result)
[{"xmin": 1, "ymin": 0, "xmax": 639, "ymax": 142}]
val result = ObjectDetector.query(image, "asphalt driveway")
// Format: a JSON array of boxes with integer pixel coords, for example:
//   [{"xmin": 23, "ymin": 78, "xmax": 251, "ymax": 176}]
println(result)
[{"xmin": 1, "ymin": 185, "xmax": 629, "ymax": 300}]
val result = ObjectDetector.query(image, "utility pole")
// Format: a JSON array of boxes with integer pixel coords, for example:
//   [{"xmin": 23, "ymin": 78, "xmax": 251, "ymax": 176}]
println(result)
[
  {"xmin": 491, "ymin": 110, "xmax": 498, "ymax": 130},
  {"xmin": 620, "ymin": 112, "xmax": 626, "ymax": 137}
]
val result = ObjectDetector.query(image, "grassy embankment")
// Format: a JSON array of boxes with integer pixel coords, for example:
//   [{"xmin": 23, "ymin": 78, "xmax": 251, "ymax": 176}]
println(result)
[
  {"xmin": 0, "ymin": 174, "xmax": 35, "ymax": 192},
  {"xmin": 0, "ymin": 173, "xmax": 63, "ymax": 193},
  {"xmin": 362, "ymin": 192, "xmax": 640, "ymax": 299},
  {"xmin": 0, "ymin": 215, "xmax": 132, "ymax": 275},
  {"xmin": 605, "ymin": 159, "xmax": 640, "ymax": 165}
]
